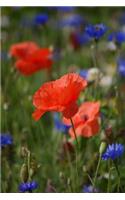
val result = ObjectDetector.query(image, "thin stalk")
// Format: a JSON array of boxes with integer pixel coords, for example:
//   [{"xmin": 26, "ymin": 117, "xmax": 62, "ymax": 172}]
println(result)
[
  {"xmin": 70, "ymin": 118, "xmax": 79, "ymax": 148},
  {"xmin": 86, "ymin": 173, "xmax": 94, "ymax": 186},
  {"xmin": 107, "ymin": 160, "xmax": 112, "ymax": 193},
  {"xmin": 70, "ymin": 118, "xmax": 79, "ymax": 190},
  {"xmin": 93, "ymin": 154, "xmax": 101, "ymax": 189},
  {"xmin": 66, "ymin": 139, "xmax": 75, "ymax": 192},
  {"xmin": 91, "ymin": 40, "xmax": 98, "ymax": 68},
  {"xmin": 113, "ymin": 161, "xmax": 121, "ymax": 192},
  {"xmin": 27, "ymin": 150, "xmax": 31, "ymax": 181}
]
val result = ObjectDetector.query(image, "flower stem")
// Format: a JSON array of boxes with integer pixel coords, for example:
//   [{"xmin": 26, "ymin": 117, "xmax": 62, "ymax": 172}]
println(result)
[
  {"xmin": 113, "ymin": 161, "xmax": 121, "ymax": 192},
  {"xmin": 70, "ymin": 118, "xmax": 79, "ymax": 148},
  {"xmin": 27, "ymin": 150, "xmax": 31, "ymax": 181},
  {"xmin": 91, "ymin": 40, "xmax": 98, "ymax": 68},
  {"xmin": 107, "ymin": 160, "xmax": 112, "ymax": 193},
  {"xmin": 70, "ymin": 118, "xmax": 79, "ymax": 190},
  {"xmin": 93, "ymin": 154, "xmax": 101, "ymax": 189},
  {"xmin": 86, "ymin": 173, "xmax": 94, "ymax": 186}
]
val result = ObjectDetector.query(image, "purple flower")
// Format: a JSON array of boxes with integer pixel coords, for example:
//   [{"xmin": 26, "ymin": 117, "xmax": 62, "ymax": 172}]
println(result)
[
  {"xmin": 85, "ymin": 23, "xmax": 107, "ymax": 40},
  {"xmin": 19, "ymin": 181, "xmax": 38, "ymax": 192},
  {"xmin": 59, "ymin": 14, "xmax": 83, "ymax": 28},
  {"xmin": 53, "ymin": 113, "xmax": 70, "ymax": 133},
  {"xmin": 102, "ymin": 143, "xmax": 124, "ymax": 160},
  {"xmin": 117, "ymin": 59, "xmax": 125, "ymax": 77},
  {"xmin": 108, "ymin": 32, "xmax": 125, "ymax": 45},
  {"xmin": 55, "ymin": 6, "xmax": 75, "ymax": 12},
  {"xmin": 79, "ymin": 69, "xmax": 88, "ymax": 79},
  {"xmin": 33, "ymin": 13, "xmax": 49, "ymax": 26},
  {"xmin": 0, "ymin": 134, "xmax": 13, "ymax": 147},
  {"xmin": 83, "ymin": 185, "xmax": 99, "ymax": 193}
]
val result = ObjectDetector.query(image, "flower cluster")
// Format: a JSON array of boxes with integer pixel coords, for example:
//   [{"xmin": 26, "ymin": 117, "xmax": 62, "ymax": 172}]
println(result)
[
  {"xmin": 19, "ymin": 181, "xmax": 38, "ymax": 192},
  {"xmin": 102, "ymin": 143, "xmax": 124, "ymax": 160}
]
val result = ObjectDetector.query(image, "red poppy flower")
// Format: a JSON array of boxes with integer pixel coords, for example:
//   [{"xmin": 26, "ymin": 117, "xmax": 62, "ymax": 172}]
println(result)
[
  {"xmin": 25, "ymin": 48, "xmax": 53, "ymax": 69},
  {"xmin": 9, "ymin": 41, "xmax": 39, "ymax": 59},
  {"xmin": 63, "ymin": 102, "xmax": 100, "ymax": 138},
  {"xmin": 32, "ymin": 73, "xmax": 87, "ymax": 121},
  {"xmin": 15, "ymin": 48, "xmax": 53, "ymax": 76},
  {"xmin": 15, "ymin": 59, "xmax": 40, "ymax": 76}
]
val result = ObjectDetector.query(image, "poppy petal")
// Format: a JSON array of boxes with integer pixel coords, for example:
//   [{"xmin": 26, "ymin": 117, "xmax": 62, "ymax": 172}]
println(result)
[
  {"xmin": 62, "ymin": 102, "xmax": 78, "ymax": 119},
  {"xmin": 69, "ymin": 117, "xmax": 100, "ymax": 138},
  {"xmin": 32, "ymin": 109, "xmax": 45, "ymax": 121}
]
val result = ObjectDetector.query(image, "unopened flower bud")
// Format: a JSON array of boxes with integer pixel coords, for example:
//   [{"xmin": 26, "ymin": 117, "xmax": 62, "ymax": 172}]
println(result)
[{"xmin": 99, "ymin": 141, "xmax": 107, "ymax": 155}]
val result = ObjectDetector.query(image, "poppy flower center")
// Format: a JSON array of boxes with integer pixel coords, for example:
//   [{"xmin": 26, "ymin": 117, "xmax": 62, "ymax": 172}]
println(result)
[{"xmin": 81, "ymin": 114, "xmax": 89, "ymax": 121}]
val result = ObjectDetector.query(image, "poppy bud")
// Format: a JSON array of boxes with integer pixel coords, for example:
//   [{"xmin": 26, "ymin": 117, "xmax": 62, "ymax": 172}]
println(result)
[
  {"xmin": 20, "ymin": 163, "xmax": 28, "ymax": 182},
  {"xmin": 99, "ymin": 141, "xmax": 107, "ymax": 155}
]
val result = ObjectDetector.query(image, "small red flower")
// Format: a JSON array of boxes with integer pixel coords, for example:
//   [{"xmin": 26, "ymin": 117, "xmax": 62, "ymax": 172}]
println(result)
[
  {"xmin": 63, "ymin": 102, "xmax": 100, "ymax": 138},
  {"xmin": 9, "ymin": 41, "xmax": 39, "ymax": 59},
  {"xmin": 32, "ymin": 73, "xmax": 87, "ymax": 121},
  {"xmin": 15, "ymin": 48, "xmax": 53, "ymax": 76}
]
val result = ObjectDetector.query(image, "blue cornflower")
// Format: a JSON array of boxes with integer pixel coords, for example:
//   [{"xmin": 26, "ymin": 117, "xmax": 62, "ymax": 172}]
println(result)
[
  {"xmin": 0, "ymin": 134, "xmax": 13, "ymax": 147},
  {"xmin": 83, "ymin": 185, "xmax": 98, "ymax": 193},
  {"xmin": 108, "ymin": 32, "xmax": 125, "ymax": 45},
  {"xmin": 59, "ymin": 14, "xmax": 83, "ymax": 28},
  {"xmin": 33, "ymin": 13, "xmax": 49, "ymax": 26},
  {"xmin": 79, "ymin": 69, "xmax": 88, "ymax": 79},
  {"xmin": 102, "ymin": 143, "xmax": 124, "ymax": 160},
  {"xmin": 55, "ymin": 6, "xmax": 75, "ymax": 12},
  {"xmin": 53, "ymin": 113, "xmax": 70, "ymax": 133},
  {"xmin": 19, "ymin": 181, "xmax": 38, "ymax": 192},
  {"xmin": 85, "ymin": 23, "xmax": 107, "ymax": 40},
  {"xmin": 117, "ymin": 59, "xmax": 125, "ymax": 77}
]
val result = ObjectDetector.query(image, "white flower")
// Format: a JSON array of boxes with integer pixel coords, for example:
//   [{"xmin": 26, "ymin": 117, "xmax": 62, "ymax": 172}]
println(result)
[
  {"xmin": 99, "ymin": 75, "xmax": 112, "ymax": 88},
  {"xmin": 107, "ymin": 41, "xmax": 117, "ymax": 51},
  {"xmin": 87, "ymin": 67, "xmax": 100, "ymax": 82}
]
